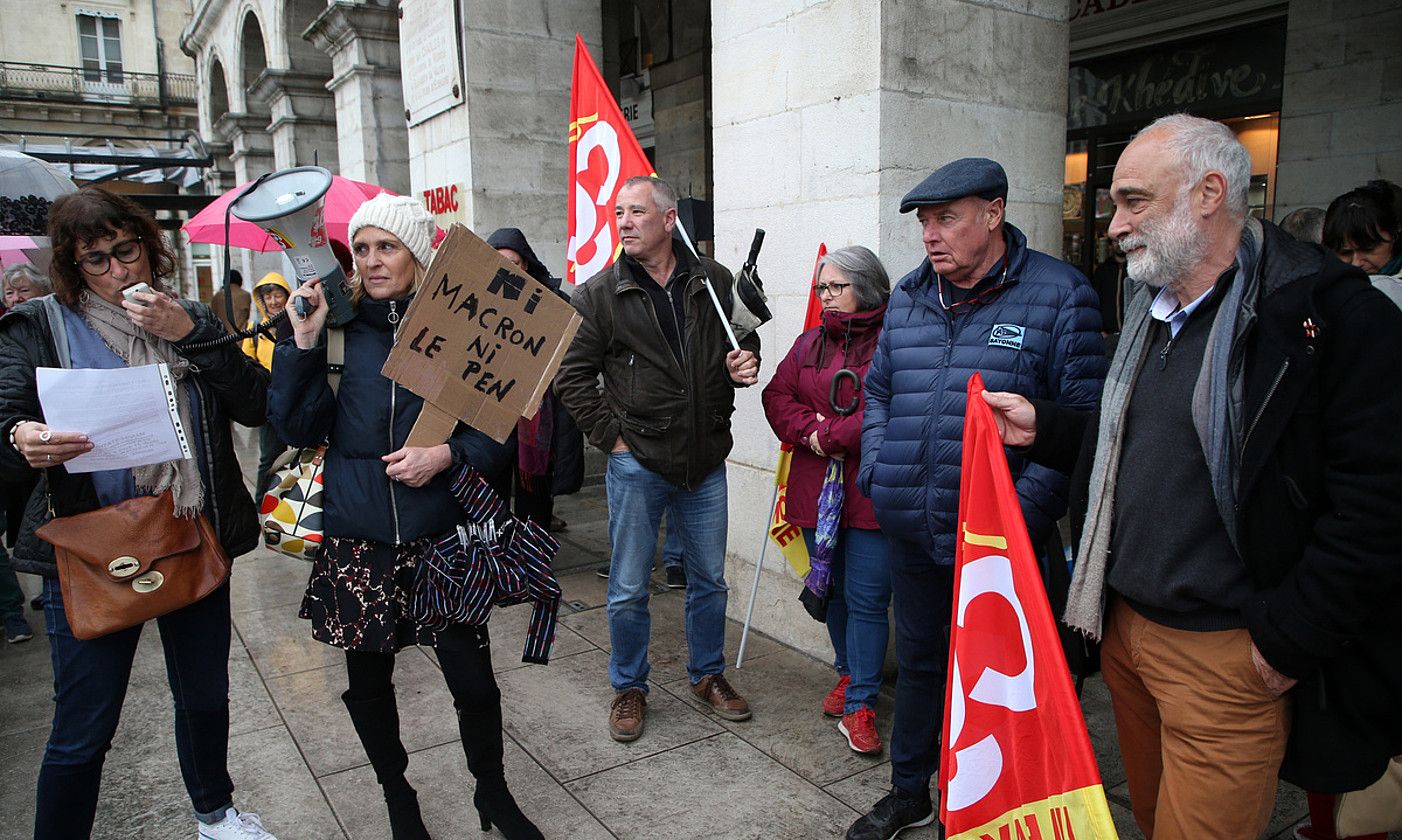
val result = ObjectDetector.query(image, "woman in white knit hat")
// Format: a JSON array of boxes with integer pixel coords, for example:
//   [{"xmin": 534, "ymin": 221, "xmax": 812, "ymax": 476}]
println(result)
[{"xmin": 268, "ymin": 193, "xmax": 543, "ymax": 840}]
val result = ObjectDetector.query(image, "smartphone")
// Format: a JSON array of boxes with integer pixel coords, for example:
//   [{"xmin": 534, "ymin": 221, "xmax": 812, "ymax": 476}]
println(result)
[{"xmin": 121, "ymin": 282, "xmax": 153, "ymax": 305}]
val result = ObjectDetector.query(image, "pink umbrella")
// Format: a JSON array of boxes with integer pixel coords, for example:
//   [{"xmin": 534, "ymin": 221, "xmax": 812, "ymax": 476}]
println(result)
[
  {"xmin": 0, "ymin": 235, "xmax": 38, "ymax": 267},
  {"xmin": 182, "ymin": 175, "xmax": 394, "ymax": 252}
]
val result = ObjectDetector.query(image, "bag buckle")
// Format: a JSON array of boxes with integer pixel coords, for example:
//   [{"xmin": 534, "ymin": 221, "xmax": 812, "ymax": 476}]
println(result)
[
  {"xmin": 131, "ymin": 571, "xmax": 165, "ymax": 594},
  {"xmin": 108, "ymin": 556, "xmax": 141, "ymax": 578}
]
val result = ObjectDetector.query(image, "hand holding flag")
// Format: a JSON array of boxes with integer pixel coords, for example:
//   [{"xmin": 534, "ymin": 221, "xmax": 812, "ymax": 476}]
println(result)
[{"xmin": 940, "ymin": 373, "xmax": 1117, "ymax": 840}]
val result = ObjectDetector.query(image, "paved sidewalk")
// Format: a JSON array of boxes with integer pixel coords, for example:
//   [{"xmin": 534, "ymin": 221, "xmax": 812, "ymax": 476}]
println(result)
[{"xmin": 0, "ymin": 433, "xmax": 1349, "ymax": 840}]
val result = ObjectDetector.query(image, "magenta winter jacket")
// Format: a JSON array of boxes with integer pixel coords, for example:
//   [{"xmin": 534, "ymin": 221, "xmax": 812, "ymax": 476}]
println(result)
[{"xmin": 761, "ymin": 304, "xmax": 886, "ymax": 531}]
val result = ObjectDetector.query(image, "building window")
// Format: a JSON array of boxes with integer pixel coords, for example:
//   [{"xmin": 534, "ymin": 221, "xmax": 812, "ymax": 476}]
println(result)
[{"xmin": 77, "ymin": 13, "xmax": 123, "ymax": 84}]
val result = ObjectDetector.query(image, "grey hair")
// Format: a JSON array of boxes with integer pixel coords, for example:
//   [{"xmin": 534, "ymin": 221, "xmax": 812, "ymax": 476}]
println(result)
[
  {"xmin": 1139, "ymin": 113, "xmax": 1252, "ymax": 219},
  {"xmin": 1278, "ymin": 207, "xmax": 1325, "ymax": 245},
  {"xmin": 621, "ymin": 175, "xmax": 678, "ymax": 214},
  {"xmin": 3, "ymin": 263, "xmax": 53, "ymax": 295},
  {"xmin": 818, "ymin": 245, "xmax": 890, "ymax": 311}
]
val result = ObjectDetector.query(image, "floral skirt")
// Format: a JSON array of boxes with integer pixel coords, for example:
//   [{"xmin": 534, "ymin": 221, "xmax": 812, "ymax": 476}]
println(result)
[{"xmin": 300, "ymin": 535, "xmax": 438, "ymax": 652}]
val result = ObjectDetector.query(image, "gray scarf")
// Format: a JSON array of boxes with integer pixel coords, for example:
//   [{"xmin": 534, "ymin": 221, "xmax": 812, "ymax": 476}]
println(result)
[
  {"xmin": 78, "ymin": 290, "xmax": 204, "ymax": 519},
  {"xmin": 1064, "ymin": 218, "xmax": 1263, "ymax": 638}
]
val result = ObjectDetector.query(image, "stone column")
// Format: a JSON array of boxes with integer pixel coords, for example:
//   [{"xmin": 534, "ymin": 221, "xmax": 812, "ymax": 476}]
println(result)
[
  {"xmin": 1274, "ymin": 0, "xmax": 1402, "ymax": 216},
  {"xmin": 249, "ymin": 68, "xmax": 341, "ymax": 171},
  {"xmin": 711, "ymin": 0, "xmax": 1070, "ymax": 656},
  {"xmin": 212, "ymin": 114, "xmax": 281, "ymax": 294},
  {"xmin": 305, "ymin": 1, "xmax": 410, "ymax": 193},
  {"xmin": 215, "ymin": 112, "xmax": 275, "ymax": 183},
  {"xmin": 407, "ymin": 0, "xmax": 600, "ymax": 276}
]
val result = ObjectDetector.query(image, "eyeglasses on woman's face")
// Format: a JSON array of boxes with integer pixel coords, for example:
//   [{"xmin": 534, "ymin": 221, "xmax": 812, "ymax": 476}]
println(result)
[
  {"xmin": 813, "ymin": 281, "xmax": 851, "ymax": 298},
  {"xmin": 76, "ymin": 237, "xmax": 144, "ymax": 277}
]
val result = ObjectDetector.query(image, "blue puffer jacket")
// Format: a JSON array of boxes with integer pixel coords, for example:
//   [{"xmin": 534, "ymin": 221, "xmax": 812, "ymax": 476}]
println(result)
[
  {"xmin": 858, "ymin": 223, "xmax": 1106, "ymax": 563},
  {"xmin": 268, "ymin": 296, "xmax": 513, "ymax": 545}
]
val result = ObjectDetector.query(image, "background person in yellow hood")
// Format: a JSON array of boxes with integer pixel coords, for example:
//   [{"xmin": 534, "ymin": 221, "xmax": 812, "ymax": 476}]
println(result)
[{"xmin": 243, "ymin": 271, "xmax": 292, "ymax": 493}]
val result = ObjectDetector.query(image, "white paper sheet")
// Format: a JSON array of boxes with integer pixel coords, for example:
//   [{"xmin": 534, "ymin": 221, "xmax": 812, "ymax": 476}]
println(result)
[{"xmin": 36, "ymin": 364, "xmax": 192, "ymax": 473}]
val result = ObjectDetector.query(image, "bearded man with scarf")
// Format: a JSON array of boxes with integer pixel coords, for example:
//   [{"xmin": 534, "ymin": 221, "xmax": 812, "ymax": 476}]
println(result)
[{"xmin": 983, "ymin": 114, "xmax": 1402, "ymax": 840}]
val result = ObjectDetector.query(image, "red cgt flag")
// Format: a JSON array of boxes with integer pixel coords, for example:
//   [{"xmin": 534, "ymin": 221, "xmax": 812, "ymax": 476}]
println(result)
[
  {"xmin": 940, "ymin": 373, "xmax": 1118, "ymax": 840},
  {"xmin": 566, "ymin": 34, "xmax": 656, "ymax": 285}
]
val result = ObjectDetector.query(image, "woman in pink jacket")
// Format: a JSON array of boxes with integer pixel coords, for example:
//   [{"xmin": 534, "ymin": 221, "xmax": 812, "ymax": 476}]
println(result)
[{"xmin": 761, "ymin": 245, "xmax": 891, "ymax": 756}]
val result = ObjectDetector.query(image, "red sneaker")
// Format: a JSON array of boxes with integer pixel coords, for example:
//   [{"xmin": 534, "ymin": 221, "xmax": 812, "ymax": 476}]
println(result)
[
  {"xmin": 822, "ymin": 675, "xmax": 851, "ymax": 717},
  {"xmin": 839, "ymin": 708, "xmax": 882, "ymax": 754}
]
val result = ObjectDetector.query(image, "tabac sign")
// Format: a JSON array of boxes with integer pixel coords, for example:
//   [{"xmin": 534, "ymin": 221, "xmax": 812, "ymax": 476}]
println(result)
[{"xmin": 382, "ymin": 224, "xmax": 582, "ymax": 444}]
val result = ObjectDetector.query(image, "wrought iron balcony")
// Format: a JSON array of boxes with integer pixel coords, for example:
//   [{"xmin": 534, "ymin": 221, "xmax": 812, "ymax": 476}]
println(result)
[{"xmin": 0, "ymin": 61, "xmax": 197, "ymax": 107}]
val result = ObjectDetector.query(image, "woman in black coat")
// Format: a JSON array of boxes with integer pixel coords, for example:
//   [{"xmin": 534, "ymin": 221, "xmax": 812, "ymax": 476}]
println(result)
[
  {"xmin": 269, "ymin": 195, "xmax": 540, "ymax": 840},
  {"xmin": 0, "ymin": 188, "xmax": 278, "ymax": 839},
  {"xmin": 486, "ymin": 227, "xmax": 584, "ymax": 531}
]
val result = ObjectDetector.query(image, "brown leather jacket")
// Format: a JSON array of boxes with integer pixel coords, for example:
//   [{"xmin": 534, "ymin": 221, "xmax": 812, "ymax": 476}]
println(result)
[{"xmin": 555, "ymin": 246, "xmax": 761, "ymax": 490}]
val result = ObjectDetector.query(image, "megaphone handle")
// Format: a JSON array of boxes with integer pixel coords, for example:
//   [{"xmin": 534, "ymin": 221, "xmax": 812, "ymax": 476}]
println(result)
[{"xmin": 295, "ymin": 296, "xmax": 312, "ymax": 319}]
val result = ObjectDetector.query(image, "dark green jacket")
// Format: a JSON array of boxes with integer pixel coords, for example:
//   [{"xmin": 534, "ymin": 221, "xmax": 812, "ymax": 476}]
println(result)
[{"xmin": 555, "ymin": 246, "xmax": 760, "ymax": 489}]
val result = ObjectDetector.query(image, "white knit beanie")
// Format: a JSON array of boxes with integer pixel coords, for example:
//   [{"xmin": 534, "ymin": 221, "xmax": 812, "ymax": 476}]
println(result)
[{"xmin": 348, "ymin": 193, "xmax": 436, "ymax": 268}]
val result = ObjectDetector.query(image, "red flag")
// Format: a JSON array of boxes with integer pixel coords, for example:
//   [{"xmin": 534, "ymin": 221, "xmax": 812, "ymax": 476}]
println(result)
[
  {"xmin": 566, "ymin": 34, "xmax": 657, "ymax": 285},
  {"xmin": 768, "ymin": 243, "xmax": 828, "ymax": 576},
  {"xmin": 802, "ymin": 243, "xmax": 828, "ymax": 335},
  {"xmin": 940, "ymin": 373, "xmax": 1118, "ymax": 840}
]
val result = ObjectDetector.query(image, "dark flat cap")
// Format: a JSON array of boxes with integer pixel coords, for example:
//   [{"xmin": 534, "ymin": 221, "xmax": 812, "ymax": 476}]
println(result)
[{"xmin": 899, "ymin": 157, "xmax": 1008, "ymax": 213}]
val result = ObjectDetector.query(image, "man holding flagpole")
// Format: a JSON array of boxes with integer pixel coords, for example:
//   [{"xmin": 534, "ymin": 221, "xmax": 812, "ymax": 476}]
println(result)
[
  {"xmin": 851, "ymin": 158, "xmax": 1106, "ymax": 840},
  {"xmin": 555, "ymin": 175, "xmax": 761, "ymax": 743}
]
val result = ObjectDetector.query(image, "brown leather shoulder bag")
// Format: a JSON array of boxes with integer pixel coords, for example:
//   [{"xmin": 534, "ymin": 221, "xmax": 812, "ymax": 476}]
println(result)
[{"xmin": 35, "ymin": 489, "xmax": 231, "ymax": 640}]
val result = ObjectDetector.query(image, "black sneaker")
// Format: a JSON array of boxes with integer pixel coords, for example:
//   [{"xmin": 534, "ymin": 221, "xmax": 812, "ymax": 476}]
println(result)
[
  {"xmin": 4, "ymin": 614, "xmax": 33, "ymax": 644},
  {"xmin": 665, "ymin": 565, "xmax": 687, "ymax": 589},
  {"xmin": 846, "ymin": 787, "xmax": 934, "ymax": 840}
]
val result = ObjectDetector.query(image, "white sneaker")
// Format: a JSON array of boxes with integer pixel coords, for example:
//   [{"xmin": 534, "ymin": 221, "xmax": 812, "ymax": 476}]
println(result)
[{"xmin": 197, "ymin": 807, "xmax": 279, "ymax": 839}]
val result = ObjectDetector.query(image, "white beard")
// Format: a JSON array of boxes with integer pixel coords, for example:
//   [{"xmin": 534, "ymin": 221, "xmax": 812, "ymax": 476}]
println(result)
[{"xmin": 1119, "ymin": 192, "xmax": 1208, "ymax": 290}]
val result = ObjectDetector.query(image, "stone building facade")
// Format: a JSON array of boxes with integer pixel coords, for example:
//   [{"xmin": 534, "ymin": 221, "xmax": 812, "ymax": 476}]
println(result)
[{"xmin": 173, "ymin": 0, "xmax": 1401, "ymax": 658}]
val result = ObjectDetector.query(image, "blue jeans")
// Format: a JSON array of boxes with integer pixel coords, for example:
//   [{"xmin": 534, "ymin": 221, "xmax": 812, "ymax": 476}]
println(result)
[
  {"xmin": 0, "ymin": 510, "xmax": 24, "ymax": 620},
  {"xmin": 605, "ymin": 451, "xmax": 728, "ymax": 691},
  {"xmin": 662, "ymin": 507, "xmax": 684, "ymax": 570},
  {"xmin": 886, "ymin": 540, "xmax": 954, "ymax": 800},
  {"xmin": 35, "ymin": 577, "xmax": 235, "ymax": 838},
  {"xmin": 803, "ymin": 526, "xmax": 892, "ymax": 714}
]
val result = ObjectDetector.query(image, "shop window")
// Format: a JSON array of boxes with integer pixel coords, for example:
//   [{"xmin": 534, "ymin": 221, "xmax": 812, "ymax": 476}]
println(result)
[{"xmin": 77, "ymin": 12, "xmax": 124, "ymax": 85}]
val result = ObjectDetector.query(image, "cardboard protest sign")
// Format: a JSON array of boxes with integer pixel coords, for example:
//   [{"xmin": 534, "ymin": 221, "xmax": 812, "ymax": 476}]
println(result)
[{"xmin": 382, "ymin": 224, "xmax": 583, "ymax": 445}]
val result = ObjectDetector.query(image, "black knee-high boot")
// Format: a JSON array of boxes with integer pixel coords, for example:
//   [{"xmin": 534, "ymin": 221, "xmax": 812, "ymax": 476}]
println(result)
[
  {"xmin": 437, "ymin": 625, "xmax": 542, "ymax": 839},
  {"xmin": 457, "ymin": 701, "xmax": 543, "ymax": 840},
  {"xmin": 342, "ymin": 689, "xmax": 432, "ymax": 840}
]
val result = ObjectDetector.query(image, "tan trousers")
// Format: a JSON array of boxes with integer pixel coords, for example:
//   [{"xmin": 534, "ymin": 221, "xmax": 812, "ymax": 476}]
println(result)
[{"xmin": 1101, "ymin": 598, "xmax": 1291, "ymax": 840}]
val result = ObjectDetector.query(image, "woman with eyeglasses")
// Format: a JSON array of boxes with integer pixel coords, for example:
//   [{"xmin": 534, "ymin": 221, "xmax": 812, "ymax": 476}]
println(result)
[
  {"xmin": 761, "ymin": 245, "xmax": 894, "ymax": 756},
  {"xmin": 0, "ymin": 187, "xmax": 280, "ymax": 839}
]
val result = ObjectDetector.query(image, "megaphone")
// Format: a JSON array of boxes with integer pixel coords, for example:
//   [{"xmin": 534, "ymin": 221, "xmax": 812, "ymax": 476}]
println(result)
[{"xmin": 230, "ymin": 165, "xmax": 356, "ymax": 327}]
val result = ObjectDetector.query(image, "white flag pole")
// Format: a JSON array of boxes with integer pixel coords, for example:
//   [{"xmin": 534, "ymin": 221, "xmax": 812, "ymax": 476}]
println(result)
[
  {"xmin": 736, "ymin": 479, "xmax": 780, "ymax": 669},
  {"xmin": 673, "ymin": 217, "xmax": 740, "ymax": 352}
]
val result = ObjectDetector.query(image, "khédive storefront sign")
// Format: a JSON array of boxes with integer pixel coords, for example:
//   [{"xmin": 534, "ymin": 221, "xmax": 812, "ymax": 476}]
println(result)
[{"xmin": 1068, "ymin": 18, "xmax": 1285, "ymax": 130}]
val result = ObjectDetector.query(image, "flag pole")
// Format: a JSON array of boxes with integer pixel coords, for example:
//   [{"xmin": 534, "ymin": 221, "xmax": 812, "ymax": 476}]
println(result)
[
  {"xmin": 736, "ymin": 478, "xmax": 780, "ymax": 669},
  {"xmin": 673, "ymin": 217, "xmax": 741, "ymax": 352}
]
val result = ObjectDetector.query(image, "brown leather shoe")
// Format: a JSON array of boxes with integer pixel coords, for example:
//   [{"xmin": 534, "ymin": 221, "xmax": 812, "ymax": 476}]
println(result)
[
  {"xmin": 690, "ymin": 674, "xmax": 752, "ymax": 721},
  {"xmin": 609, "ymin": 688, "xmax": 647, "ymax": 742}
]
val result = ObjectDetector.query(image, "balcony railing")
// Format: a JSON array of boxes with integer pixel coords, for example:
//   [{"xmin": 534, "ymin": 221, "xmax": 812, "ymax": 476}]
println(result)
[{"xmin": 0, "ymin": 62, "xmax": 197, "ymax": 108}]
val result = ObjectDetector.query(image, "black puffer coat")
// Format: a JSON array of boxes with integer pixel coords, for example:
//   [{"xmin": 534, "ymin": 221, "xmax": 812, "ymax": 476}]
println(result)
[
  {"xmin": 0, "ymin": 295, "xmax": 269, "ymax": 576},
  {"xmin": 268, "ymin": 296, "xmax": 513, "ymax": 545}
]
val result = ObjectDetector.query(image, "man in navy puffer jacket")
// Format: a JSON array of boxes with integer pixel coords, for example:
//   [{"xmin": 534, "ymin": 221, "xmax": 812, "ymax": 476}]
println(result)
[{"xmin": 847, "ymin": 158, "xmax": 1107, "ymax": 840}]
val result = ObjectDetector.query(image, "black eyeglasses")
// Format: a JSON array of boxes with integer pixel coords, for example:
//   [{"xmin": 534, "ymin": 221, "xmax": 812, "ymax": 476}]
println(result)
[
  {"xmin": 813, "ymin": 281, "xmax": 852, "ymax": 298},
  {"xmin": 76, "ymin": 237, "xmax": 144, "ymax": 277}
]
